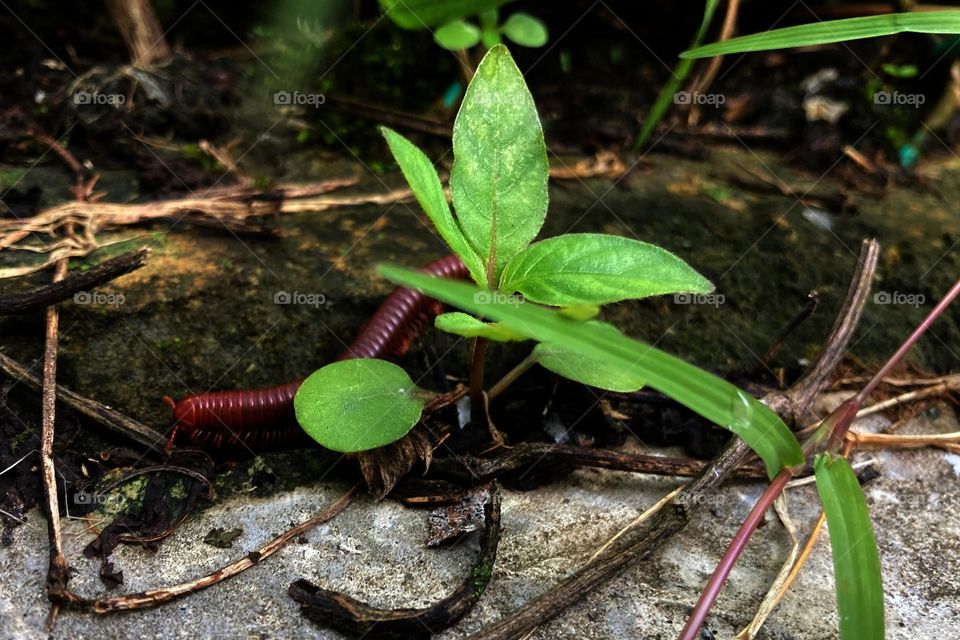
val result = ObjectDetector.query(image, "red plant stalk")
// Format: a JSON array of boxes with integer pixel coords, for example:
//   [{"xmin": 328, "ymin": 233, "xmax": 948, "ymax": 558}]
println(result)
[{"xmin": 679, "ymin": 277, "xmax": 960, "ymax": 640}]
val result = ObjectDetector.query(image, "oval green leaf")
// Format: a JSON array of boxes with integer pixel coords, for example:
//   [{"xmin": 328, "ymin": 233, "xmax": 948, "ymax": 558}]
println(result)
[
  {"xmin": 450, "ymin": 44, "xmax": 549, "ymax": 284},
  {"xmin": 501, "ymin": 13, "xmax": 548, "ymax": 47},
  {"xmin": 379, "ymin": 265, "xmax": 804, "ymax": 478},
  {"xmin": 534, "ymin": 322, "xmax": 645, "ymax": 392},
  {"xmin": 435, "ymin": 311, "xmax": 527, "ymax": 342},
  {"xmin": 814, "ymin": 453, "xmax": 885, "ymax": 640},
  {"xmin": 434, "ymin": 19, "xmax": 482, "ymax": 50},
  {"xmin": 499, "ymin": 233, "xmax": 713, "ymax": 306},
  {"xmin": 683, "ymin": 10, "xmax": 960, "ymax": 59},
  {"xmin": 380, "ymin": 127, "xmax": 486, "ymax": 284},
  {"xmin": 294, "ymin": 359, "xmax": 426, "ymax": 453}
]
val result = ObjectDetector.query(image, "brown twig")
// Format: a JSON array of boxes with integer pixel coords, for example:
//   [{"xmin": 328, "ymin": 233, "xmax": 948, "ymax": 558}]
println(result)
[
  {"xmin": 29, "ymin": 123, "xmax": 97, "ymax": 628},
  {"xmin": 0, "ymin": 178, "xmax": 409, "ymax": 276},
  {"xmin": 289, "ymin": 485, "xmax": 501, "ymax": 638},
  {"xmin": 467, "ymin": 239, "xmax": 879, "ymax": 640},
  {"xmin": 429, "ymin": 442, "xmax": 767, "ymax": 482},
  {"xmin": 41, "ymin": 254, "xmax": 71, "ymax": 628},
  {"xmin": 0, "ymin": 247, "xmax": 150, "ymax": 314},
  {"xmin": 687, "ymin": 0, "xmax": 742, "ymax": 126},
  {"xmin": 106, "ymin": 0, "xmax": 171, "ymax": 67},
  {"xmin": 0, "ymin": 350, "xmax": 167, "ymax": 452},
  {"xmin": 50, "ymin": 486, "xmax": 355, "ymax": 612}
]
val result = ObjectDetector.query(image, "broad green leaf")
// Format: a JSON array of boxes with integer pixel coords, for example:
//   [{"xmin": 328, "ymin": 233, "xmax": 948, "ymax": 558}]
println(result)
[
  {"xmin": 380, "ymin": 265, "xmax": 804, "ymax": 478},
  {"xmin": 501, "ymin": 13, "xmax": 548, "ymax": 47},
  {"xmin": 683, "ymin": 10, "xmax": 960, "ymax": 59},
  {"xmin": 814, "ymin": 453, "xmax": 885, "ymax": 640},
  {"xmin": 635, "ymin": 0, "xmax": 720, "ymax": 149},
  {"xmin": 534, "ymin": 322, "xmax": 645, "ymax": 392},
  {"xmin": 379, "ymin": 0, "xmax": 514, "ymax": 29},
  {"xmin": 435, "ymin": 19, "xmax": 482, "ymax": 50},
  {"xmin": 435, "ymin": 311, "xmax": 527, "ymax": 342},
  {"xmin": 450, "ymin": 44, "xmax": 549, "ymax": 285},
  {"xmin": 499, "ymin": 233, "xmax": 713, "ymax": 306},
  {"xmin": 294, "ymin": 359, "xmax": 426, "ymax": 453},
  {"xmin": 380, "ymin": 127, "xmax": 485, "ymax": 284}
]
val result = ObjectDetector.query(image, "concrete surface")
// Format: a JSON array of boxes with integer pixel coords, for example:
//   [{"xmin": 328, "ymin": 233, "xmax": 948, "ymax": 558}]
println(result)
[{"xmin": 1, "ymin": 397, "xmax": 959, "ymax": 639}]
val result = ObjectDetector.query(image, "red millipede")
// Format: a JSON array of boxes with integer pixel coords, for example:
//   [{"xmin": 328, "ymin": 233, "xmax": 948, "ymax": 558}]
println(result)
[{"xmin": 163, "ymin": 254, "xmax": 468, "ymax": 452}]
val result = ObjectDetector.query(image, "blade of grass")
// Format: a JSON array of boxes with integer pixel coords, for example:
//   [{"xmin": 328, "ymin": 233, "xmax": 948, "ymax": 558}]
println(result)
[
  {"xmin": 682, "ymin": 10, "xmax": 960, "ymax": 59},
  {"xmin": 814, "ymin": 453, "xmax": 884, "ymax": 640},
  {"xmin": 635, "ymin": 0, "xmax": 720, "ymax": 149},
  {"xmin": 379, "ymin": 264, "xmax": 804, "ymax": 477}
]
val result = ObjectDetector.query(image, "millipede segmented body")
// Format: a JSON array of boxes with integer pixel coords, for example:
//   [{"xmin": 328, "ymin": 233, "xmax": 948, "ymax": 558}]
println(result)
[{"xmin": 165, "ymin": 254, "xmax": 468, "ymax": 451}]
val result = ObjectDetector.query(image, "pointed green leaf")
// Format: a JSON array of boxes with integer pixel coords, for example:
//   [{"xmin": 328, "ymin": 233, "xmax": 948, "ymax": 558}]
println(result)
[
  {"xmin": 379, "ymin": 0, "xmax": 514, "ymax": 29},
  {"xmin": 434, "ymin": 19, "xmax": 482, "ymax": 50},
  {"xmin": 294, "ymin": 359, "xmax": 426, "ymax": 453},
  {"xmin": 500, "ymin": 233, "xmax": 713, "ymax": 306},
  {"xmin": 534, "ymin": 322, "xmax": 645, "ymax": 392},
  {"xmin": 450, "ymin": 44, "xmax": 549, "ymax": 284},
  {"xmin": 379, "ymin": 265, "xmax": 804, "ymax": 478},
  {"xmin": 435, "ymin": 311, "xmax": 528, "ymax": 342},
  {"xmin": 381, "ymin": 127, "xmax": 485, "ymax": 284},
  {"xmin": 501, "ymin": 13, "xmax": 548, "ymax": 48},
  {"xmin": 814, "ymin": 453, "xmax": 885, "ymax": 640},
  {"xmin": 683, "ymin": 10, "xmax": 960, "ymax": 58}
]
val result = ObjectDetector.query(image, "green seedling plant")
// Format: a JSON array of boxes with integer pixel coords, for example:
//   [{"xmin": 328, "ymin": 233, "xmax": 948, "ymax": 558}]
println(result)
[
  {"xmin": 292, "ymin": 42, "xmax": 947, "ymax": 639},
  {"xmin": 294, "ymin": 44, "xmax": 803, "ymax": 478},
  {"xmin": 380, "ymin": 0, "xmax": 548, "ymax": 52}
]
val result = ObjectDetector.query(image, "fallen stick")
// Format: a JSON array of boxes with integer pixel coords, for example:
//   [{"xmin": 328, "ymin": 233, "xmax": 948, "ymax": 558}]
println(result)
[
  {"xmin": 429, "ymin": 442, "xmax": 767, "ymax": 481},
  {"xmin": 289, "ymin": 485, "xmax": 501, "ymax": 638},
  {"xmin": 0, "ymin": 247, "xmax": 150, "ymax": 314},
  {"xmin": 0, "ymin": 350, "xmax": 166, "ymax": 452},
  {"xmin": 52, "ymin": 486, "xmax": 355, "ymax": 612}
]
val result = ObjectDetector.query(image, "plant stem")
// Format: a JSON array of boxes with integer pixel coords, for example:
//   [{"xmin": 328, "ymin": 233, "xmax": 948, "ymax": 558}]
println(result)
[
  {"xmin": 488, "ymin": 353, "xmax": 537, "ymax": 401},
  {"xmin": 678, "ymin": 469, "xmax": 792, "ymax": 640}
]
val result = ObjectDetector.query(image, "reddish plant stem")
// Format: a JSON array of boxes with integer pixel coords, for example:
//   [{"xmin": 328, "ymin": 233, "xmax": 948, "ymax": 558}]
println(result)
[{"xmin": 678, "ymin": 469, "xmax": 791, "ymax": 640}]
